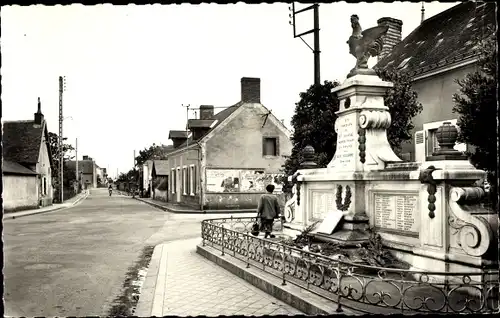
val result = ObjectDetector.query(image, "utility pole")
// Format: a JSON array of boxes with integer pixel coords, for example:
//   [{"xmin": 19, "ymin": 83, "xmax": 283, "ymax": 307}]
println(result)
[
  {"xmin": 289, "ymin": 2, "xmax": 321, "ymax": 86},
  {"xmin": 182, "ymin": 104, "xmax": 190, "ymax": 148},
  {"xmin": 421, "ymin": 1, "xmax": 425, "ymax": 24},
  {"xmin": 313, "ymin": 4, "xmax": 320, "ymax": 86},
  {"xmin": 58, "ymin": 76, "xmax": 66, "ymax": 202},
  {"xmin": 75, "ymin": 138, "xmax": 79, "ymax": 192}
]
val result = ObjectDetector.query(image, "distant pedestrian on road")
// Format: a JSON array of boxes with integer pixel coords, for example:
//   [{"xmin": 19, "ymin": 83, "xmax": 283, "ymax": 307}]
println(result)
[{"xmin": 257, "ymin": 184, "xmax": 281, "ymax": 239}]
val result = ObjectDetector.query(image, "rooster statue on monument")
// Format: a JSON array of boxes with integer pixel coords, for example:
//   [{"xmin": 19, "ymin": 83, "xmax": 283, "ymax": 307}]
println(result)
[{"xmin": 347, "ymin": 14, "xmax": 389, "ymax": 78}]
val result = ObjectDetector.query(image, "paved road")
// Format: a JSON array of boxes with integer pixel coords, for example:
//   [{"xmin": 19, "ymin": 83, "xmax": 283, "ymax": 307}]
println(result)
[{"xmin": 3, "ymin": 188, "xmax": 205, "ymax": 317}]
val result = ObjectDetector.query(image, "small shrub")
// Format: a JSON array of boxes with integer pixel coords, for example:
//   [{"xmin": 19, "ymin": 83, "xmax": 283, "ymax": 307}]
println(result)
[{"xmin": 356, "ymin": 231, "xmax": 398, "ymax": 267}]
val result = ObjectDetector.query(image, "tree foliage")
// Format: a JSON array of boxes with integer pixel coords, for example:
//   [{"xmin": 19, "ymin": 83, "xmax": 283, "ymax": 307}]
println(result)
[
  {"xmin": 452, "ymin": 29, "xmax": 497, "ymax": 208},
  {"xmin": 116, "ymin": 169, "xmax": 140, "ymax": 184},
  {"xmin": 376, "ymin": 69, "xmax": 423, "ymax": 155},
  {"xmin": 135, "ymin": 143, "xmax": 170, "ymax": 167},
  {"xmin": 283, "ymin": 80, "xmax": 341, "ymax": 178},
  {"xmin": 48, "ymin": 132, "xmax": 75, "ymax": 187}
]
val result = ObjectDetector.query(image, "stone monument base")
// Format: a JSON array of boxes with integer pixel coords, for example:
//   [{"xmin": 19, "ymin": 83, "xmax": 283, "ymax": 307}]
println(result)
[{"xmin": 347, "ymin": 67, "xmax": 377, "ymax": 78}]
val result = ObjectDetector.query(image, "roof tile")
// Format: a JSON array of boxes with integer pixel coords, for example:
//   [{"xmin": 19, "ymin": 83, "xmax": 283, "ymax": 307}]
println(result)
[
  {"xmin": 2, "ymin": 120, "xmax": 43, "ymax": 164},
  {"xmin": 375, "ymin": 2, "xmax": 495, "ymax": 76},
  {"xmin": 174, "ymin": 102, "xmax": 242, "ymax": 149},
  {"xmin": 153, "ymin": 160, "xmax": 169, "ymax": 176},
  {"xmin": 3, "ymin": 160, "xmax": 37, "ymax": 175}
]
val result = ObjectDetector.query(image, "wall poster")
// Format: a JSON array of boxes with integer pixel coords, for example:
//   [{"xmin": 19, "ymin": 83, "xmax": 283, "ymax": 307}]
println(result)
[{"xmin": 206, "ymin": 169, "xmax": 284, "ymax": 193}]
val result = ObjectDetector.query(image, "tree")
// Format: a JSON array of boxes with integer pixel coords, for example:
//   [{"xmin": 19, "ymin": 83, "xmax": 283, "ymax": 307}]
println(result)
[
  {"xmin": 452, "ymin": 28, "xmax": 497, "ymax": 209},
  {"xmin": 48, "ymin": 132, "xmax": 75, "ymax": 187},
  {"xmin": 376, "ymin": 69, "xmax": 423, "ymax": 156},
  {"xmin": 283, "ymin": 80, "xmax": 341, "ymax": 179},
  {"xmin": 63, "ymin": 163, "xmax": 76, "ymax": 188},
  {"xmin": 135, "ymin": 143, "xmax": 170, "ymax": 167},
  {"xmin": 117, "ymin": 173, "xmax": 128, "ymax": 183}
]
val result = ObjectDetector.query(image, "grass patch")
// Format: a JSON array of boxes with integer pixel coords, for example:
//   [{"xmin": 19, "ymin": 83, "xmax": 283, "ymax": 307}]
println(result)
[{"xmin": 108, "ymin": 245, "xmax": 155, "ymax": 316}]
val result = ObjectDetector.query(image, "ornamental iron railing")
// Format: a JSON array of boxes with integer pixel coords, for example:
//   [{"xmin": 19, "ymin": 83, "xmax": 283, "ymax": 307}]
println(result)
[{"xmin": 201, "ymin": 217, "xmax": 499, "ymax": 314}]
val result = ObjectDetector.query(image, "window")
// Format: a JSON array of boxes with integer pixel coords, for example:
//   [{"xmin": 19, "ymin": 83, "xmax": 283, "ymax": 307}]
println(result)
[
  {"xmin": 428, "ymin": 129, "xmax": 440, "ymax": 155},
  {"xmin": 190, "ymin": 165, "xmax": 195, "ymax": 196},
  {"xmin": 420, "ymin": 119, "xmax": 467, "ymax": 159},
  {"xmin": 187, "ymin": 167, "xmax": 190, "ymax": 195},
  {"xmin": 263, "ymin": 137, "xmax": 278, "ymax": 156},
  {"xmin": 171, "ymin": 169, "xmax": 175, "ymax": 193},
  {"xmin": 43, "ymin": 177, "xmax": 47, "ymax": 195},
  {"xmin": 182, "ymin": 167, "xmax": 187, "ymax": 195},
  {"xmin": 177, "ymin": 167, "xmax": 180, "ymax": 194}
]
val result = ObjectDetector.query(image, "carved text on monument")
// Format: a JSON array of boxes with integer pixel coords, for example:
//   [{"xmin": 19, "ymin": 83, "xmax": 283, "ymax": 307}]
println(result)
[
  {"xmin": 335, "ymin": 115, "xmax": 357, "ymax": 169},
  {"xmin": 374, "ymin": 193, "xmax": 418, "ymax": 235},
  {"xmin": 311, "ymin": 191, "xmax": 336, "ymax": 220}
]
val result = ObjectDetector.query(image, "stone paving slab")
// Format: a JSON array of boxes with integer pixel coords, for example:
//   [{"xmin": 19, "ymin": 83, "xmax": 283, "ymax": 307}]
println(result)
[{"xmin": 135, "ymin": 238, "xmax": 303, "ymax": 317}]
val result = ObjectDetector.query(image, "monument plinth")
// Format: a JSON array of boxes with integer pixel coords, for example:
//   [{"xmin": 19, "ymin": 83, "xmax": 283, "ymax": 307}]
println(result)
[
  {"xmin": 283, "ymin": 14, "xmax": 497, "ymax": 280},
  {"xmin": 328, "ymin": 74, "xmax": 401, "ymax": 173}
]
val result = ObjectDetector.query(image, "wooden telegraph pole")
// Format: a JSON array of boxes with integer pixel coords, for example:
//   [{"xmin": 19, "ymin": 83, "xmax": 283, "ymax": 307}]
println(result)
[{"xmin": 58, "ymin": 76, "xmax": 66, "ymax": 202}]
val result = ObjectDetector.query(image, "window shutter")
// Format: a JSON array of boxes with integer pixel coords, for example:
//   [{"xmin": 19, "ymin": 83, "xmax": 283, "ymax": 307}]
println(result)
[
  {"xmin": 262, "ymin": 137, "xmax": 266, "ymax": 156},
  {"xmin": 194, "ymin": 166, "xmax": 197, "ymax": 194},
  {"xmin": 275, "ymin": 137, "xmax": 280, "ymax": 156},
  {"xmin": 414, "ymin": 130, "xmax": 426, "ymax": 163}
]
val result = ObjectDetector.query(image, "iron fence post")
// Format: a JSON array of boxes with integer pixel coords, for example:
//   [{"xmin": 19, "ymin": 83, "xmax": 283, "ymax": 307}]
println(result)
[
  {"xmin": 282, "ymin": 244, "xmax": 287, "ymax": 286},
  {"xmin": 400, "ymin": 272, "xmax": 404, "ymax": 314},
  {"xmin": 221, "ymin": 225, "xmax": 225, "ymax": 256},
  {"xmin": 201, "ymin": 221, "xmax": 205, "ymax": 247},
  {"xmin": 336, "ymin": 262, "xmax": 343, "ymax": 312}
]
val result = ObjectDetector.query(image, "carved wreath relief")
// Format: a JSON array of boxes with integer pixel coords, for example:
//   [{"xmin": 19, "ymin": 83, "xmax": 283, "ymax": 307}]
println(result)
[{"xmin": 336, "ymin": 184, "xmax": 352, "ymax": 211}]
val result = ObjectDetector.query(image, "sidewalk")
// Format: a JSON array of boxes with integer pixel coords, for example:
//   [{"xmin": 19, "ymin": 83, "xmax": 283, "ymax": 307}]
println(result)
[
  {"xmin": 135, "ymin": 197, "xmax": 256, "ymax": 214},
  {"xmin": 135, "ymin": 238, "xmax": 303, "ymax": 316},
  {"xmin": 3, "ymin": 191, "xmax": 89, "ymax": 220}
]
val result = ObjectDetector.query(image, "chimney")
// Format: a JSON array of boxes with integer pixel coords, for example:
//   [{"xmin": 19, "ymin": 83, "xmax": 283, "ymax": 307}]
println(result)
[
  {"xmin": 83, "ymin": 155, "xmax": 89, "ymax": 160},
  {"xmin": 377, "ymin": 17, "xmax": 403, "ymax": 61},
  {"xmin": 199, "ymin": 105, "xmax": 214, "ymax": 120},
  {"xmin": 34, "ymin": 97, "xmax": 44, "ymax": 125},
  {"xmin": 241, "ymin": 77, "xmax": 260, "ymax": 103}
]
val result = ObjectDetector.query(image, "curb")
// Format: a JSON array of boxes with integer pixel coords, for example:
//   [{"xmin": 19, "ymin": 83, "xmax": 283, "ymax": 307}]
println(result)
[
  {"xmin": 4, "ymin": 193, "xmax": 89, "ymax": 220},
  {"xmin": 196, "ymin": 243, "xmax": 361, "ymax": 316},
  {"xmin": 135, "ymin": 244, "xmax": 164, "ymax": 317},
  {"xmin": 71, "ymin": 192, "xmax": 89, "ymax": 206},
  {"xmin": 134, "ymin": 197, "xmax": 257, "ymax": 214}
]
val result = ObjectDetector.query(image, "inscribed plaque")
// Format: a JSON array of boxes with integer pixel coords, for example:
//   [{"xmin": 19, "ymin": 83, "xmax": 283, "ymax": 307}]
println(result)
[
  {"xmin": 314, "ymin": 211, "xmax": 344, "ymax": 235},
  {"xmin": 311, "ymin": 191, "xmax": 335, "ymax": 220},
  {"xmin": 331, "ymin": 114, "xmax": 357, "ymax": 170},
  {"xmin": 374, "ymin": 193, "xmax": 418, "ymax": 234}
]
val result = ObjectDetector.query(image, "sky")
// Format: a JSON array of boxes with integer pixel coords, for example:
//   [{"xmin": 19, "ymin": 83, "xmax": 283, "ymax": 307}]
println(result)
[{"xmin": 1, "ymin": 2, "xmax": 460, "ymax": 179}]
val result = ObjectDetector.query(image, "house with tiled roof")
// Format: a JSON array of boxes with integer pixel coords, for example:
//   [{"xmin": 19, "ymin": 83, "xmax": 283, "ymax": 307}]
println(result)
[
  {"xmin": 66, "ymin": 155, "xmax": 98, "ymax": 189},
  {"xmin": 2, "ymin": 98, "xmax": 54, "ymax": 211},
  {"xmin": 150, "ymin": 160, "xmax": 169, "ymax": 201},
  {"xmin": 374, "ymin": 1, "xmax": 496, "ymax": 162},
  {"xmin": 165, "ymin": 77, "xmax": 292, "ymax": 210},
  {"xmin": 139, "ymin": 145, "xmax": 176, "ymax": 198}
]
